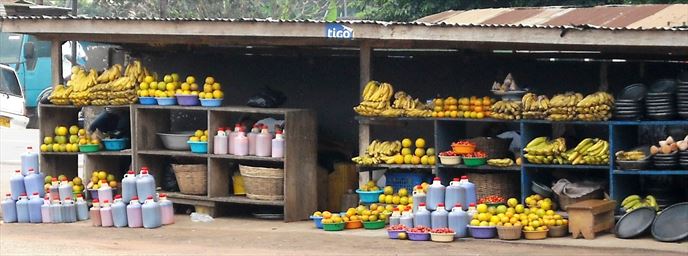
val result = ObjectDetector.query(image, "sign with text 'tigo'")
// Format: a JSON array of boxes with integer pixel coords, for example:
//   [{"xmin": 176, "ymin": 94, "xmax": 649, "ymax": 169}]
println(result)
[{"xmin": 325, "ymin": 23, "xmax": 354, "ymax": 39}]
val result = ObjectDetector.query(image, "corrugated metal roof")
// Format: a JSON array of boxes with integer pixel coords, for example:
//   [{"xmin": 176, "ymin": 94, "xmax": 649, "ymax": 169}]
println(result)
[{"xmin": 417, "ymin": 4, "xmax": 688, "ymax": 30}]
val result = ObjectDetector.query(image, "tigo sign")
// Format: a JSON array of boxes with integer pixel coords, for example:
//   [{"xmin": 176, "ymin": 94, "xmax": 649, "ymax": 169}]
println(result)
[{"xmin": 325, "ymin": 23, "xmax": 354, "ymax": 39}]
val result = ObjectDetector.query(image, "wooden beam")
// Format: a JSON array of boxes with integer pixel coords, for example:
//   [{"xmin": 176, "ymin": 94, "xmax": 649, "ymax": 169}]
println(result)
[
  {"xmin": 50, "ymin": 40, "xmax": 62, "ymax": 86},
  {"xmin": 358, "ymin": 42, "xmax": 371, "ymax": 156}
]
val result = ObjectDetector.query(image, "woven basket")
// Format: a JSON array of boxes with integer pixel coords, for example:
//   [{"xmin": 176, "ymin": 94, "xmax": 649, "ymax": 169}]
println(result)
[
  {"xmin": 239, "ymin": 165, "xmax": 284, "ymax": 201},
  {"xmin": 172, "ymin": 164, "xmax": 207, "ymax": 195},
  {"xmin": 469, "ymin": 172, "xmax": 520, "ymax": 200},
  {"xmin": 469, "ymin": 137, "xmax": 511, "ymax": 159}
]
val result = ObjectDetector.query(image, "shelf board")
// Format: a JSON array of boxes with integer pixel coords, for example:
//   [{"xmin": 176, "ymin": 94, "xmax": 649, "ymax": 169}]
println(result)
[
  {"xmin": 40, "ymin": 150, "xmax": 132, "ymax": 156},
  {"xmin": 613, "ymin": 169, "xmax": 688, "ymax": 175},
  {"xmin": 138, "ymin": 149, "xmax": 209, "ymax": 158},
  {"xmin": 209, "ymin": 154, "xmax": 283, "ymax": 162},
  {"xmin": 357, "ymin": 164, "xmax": 433, "ymax": 170},
  {"xmin": 356, "ymin": 116, "xmax": 688, "ymax": 126},
  {"xmin": 520, "ymin": 119, "xmax": 609, "ymax": 125},
  {"xmin": 38, "ymin": 104, "xmax": 79, "ymax": 109},
  {"xmin": 438, "ymin": 164, "xmax": 521, "ymax": 171},
  {"xmin": 522, "ymin": 163, "xmax": 609, "ymax": 169},
  {"xmin": 135, "ymin": 104, "xmax": 305, "ymax": 114},
  {"xmin": 39, "ymin": 104, "xmax": 132, "ymax": 109},
  {"xmin": 355, "ymin": 116, "xmax": 517, "ymax": 124},
  {"xmin": 163, "ymin": 191, "xmax": 284, "ymax": 206},
  {"xmin": 610, "ymin": 120, "xmax": 688, "ymax": 126}
]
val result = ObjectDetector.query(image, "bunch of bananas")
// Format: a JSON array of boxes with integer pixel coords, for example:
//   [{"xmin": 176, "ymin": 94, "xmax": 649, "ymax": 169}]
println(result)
[
  {"xmin": 521, "ymin": 93, "xmax": 549, "ymax": 119},
  {"xmin": 615, "ymin": 150, "xmax": 646, "ymax": 161},
  {"xmin": 576, "ymin": 92, "xmax": 614, "ymax": 121},
  {"xmin": 490, "ymin": 100, "xmax": 522, "ymax": 120},
  {"xmin": 523, "ymin": 137, "xmax": 568, "ymax": 164},
  {"xmin": 48, "ymin": 84, "xmax": 73, "ymax": 105},
  {"xmin": 351, "ymin": 140, "xmax": 402, "ymax": 165},
  {"xmin": 621, "ymin": 195, "xmax": 658, "ymax": 212},
  {"xmin": 96, "ymin": 64, "xmax": 122, "ymax": 83},
  {"xmin": 486, "ymin": 158, "xmax": 514, "ymax": 167},
  {"xmin": 546, "ymin": 92, "xmax": 583, "ymax": 121},
  {"xmin": 563, "ymin": 138, "xmax": 609, "ymax": 165},
  {"xmin": 124, "ymin": 60, "xmax": 149, "ymax": 83},
  {"xmin": 67, "ymin": 67, "xmax": 99, "ymax": 106},
  {"xmin": 392, "ymin": 91, "xmax": 433, "ymax": 117},
  {"xmin": 354, "ymin": 81, "xmax": 393, "ymax": 116}
]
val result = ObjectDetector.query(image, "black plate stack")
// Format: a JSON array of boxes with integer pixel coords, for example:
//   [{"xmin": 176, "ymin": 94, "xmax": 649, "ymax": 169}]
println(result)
[
  {"xmin": 653, "ymin": 152, "xmax": 678, "ymax": 169},
  {"xmin": 614, "ymin": 83, "xmax": 646, "ymax": 120},
  {"xmin": 677, "ymin": 72, "xmax": 688, "ymax": 119},
  {"xmin": 679, "ymin": 150, "xmax": 688, "ymax": 169},
  {"xmin": 645, "ymin": 79, "xmax": 677, "ymax": 120}
]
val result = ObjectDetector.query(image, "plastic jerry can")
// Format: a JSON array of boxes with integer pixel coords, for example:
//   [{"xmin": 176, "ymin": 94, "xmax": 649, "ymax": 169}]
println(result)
[
  {"xmin": 466, "ymin": 203, "xmax": 478, "ymax": 218},
  {"xmin": 448, "ymin": 204, "xmax": 470, "ymax": 238},
  {"xmin": 100, "ymin": 200, "xmax": 113, "ymax": 227},
  {"xmin": 15, "ymin": 193, "xmax": 30, "ymax": 223},
  {"xmin": 136, "ymin": 168, "xmax": 156, "ymax": 203},
  {"xmin": 234, "ymin": 128, "xmax": 249, "ymax": 156},
  {"xmin": 62, "ymin": 197, "xmax": 77, "ymax": 223},
  {"xmin": 248, "ymin": 124, "xmax": 260, "ymax": 156},
  {"xmin": 159, "ymin": 193, "xmax": 174, "ymax": 225},
  {"xmin": 458, "ymin": 176, "xmax": 476, "ymax": 210},
  {"xmin": 431, "ymin": 203, "xmax": 449, "ymax": 229},
  {"xmin": 228, "ymin": 124, "xmax": 241, "ymax": 155},
  {"xmin": 413, "ymin": 202, "xmax": 431, "ymax": 228},
  {"xmin": 142, "ymin": 195, "xmax": 162, "ymax": 229},
  {"xmin": 10, "ymin": 170, "xmax": 25, "ymax": 200},
  {"xmin": 49, "ymin": 178, "xmax": 60, "ymax": 201},
  {"xmin": 58, "ymin": 178, "xmax": 73, "ymax": 202},
  {"xmin": 24, "ymin": 169, "xmax": 44, "ymax": 198},
  {"xmin": 121, "ymin": 170, "xmax": 137, "ymax": 204},
  {"xmin": 255, "ymin": 127, "xmax": 272, "ymax": 157},
  {"xmin": 412, "ymin": 185, "xmax": 426, "ymax": 213},
  {"xmin": 213, "ymin": 128, "xmax": 228, "ymax": 154},
  {"xmin": 399, "ymin": 206, "xmax": 414, "ymax": 228},
  {"xmin": 111, "ymin": 195, "xmax": 128, "ymax": 228},
  {"xmin": 41, "ymin": 195, "xmax": 51, "ymax": 223},
  {"xmin": 127, "ymin": 196, "xmax": 143, "ymax": 228},
  {"xmin": 1, "ymin": 193, "xmax": 17, "ymax": 223},
  {"xmin": 427, "ymin": 177, "xmax": 445, "ymax": 211},
  {"xmin": 271, "ymin": 129, "xmax": 284, "ymax": 158},
  {"xmin": 97, "ymin": 180, "xmax": 114, "ymax": 204},
  {"xmin": 389, "ymin": 207, "xmax": 401, "ymax": 226},
  {"xmin": 444, "ymin": 178, "xmax": 461, "ymax": 211},
  {"xmin": 28, "ymin": 192, "xmax": 43, "ymax": 223},
  {"xmin": 50, "ymin": 200, "xmax": 63, "ymax": 223},
  {"xmin": 75, "ymin": 194, "xmax": 89, "ymax": 221},
  {"xmin": 21, "ymin": 147, "xmax": 39, "ymax": 175},
  {"xmin": 90, "ymin": 199, "xmax": 101, "ymax": 226}
]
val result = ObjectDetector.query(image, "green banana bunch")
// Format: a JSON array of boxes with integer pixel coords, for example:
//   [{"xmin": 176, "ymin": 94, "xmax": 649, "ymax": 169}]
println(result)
[{"xmin": 621, "ymin": 194, "xmax": 659, "ymax": 212}]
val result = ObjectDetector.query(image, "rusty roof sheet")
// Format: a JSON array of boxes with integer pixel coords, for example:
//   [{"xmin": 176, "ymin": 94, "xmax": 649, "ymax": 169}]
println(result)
[{"xmin": 417, "ymin": 4, "xmax": 688, "ymax": 30}]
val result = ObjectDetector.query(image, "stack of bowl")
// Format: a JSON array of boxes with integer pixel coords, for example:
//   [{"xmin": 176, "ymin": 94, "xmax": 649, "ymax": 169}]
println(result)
[
  {"xmin": 614, "ymin": 83, "xmax": 646, "ymax": 120},
  {"xmin": 679, "ymin": 151, "xmax": 688, "ymax": 169},
  {"xmin": 645, "ymin": 79, "xmax": 677, "ymax": 120},
  {"xmin": 653, "ymin": 152, "xmax": 678, "ymax": 169},
  {"xmin": 677, "ymin": 72, "xmax": 688, "ymax": 119}
]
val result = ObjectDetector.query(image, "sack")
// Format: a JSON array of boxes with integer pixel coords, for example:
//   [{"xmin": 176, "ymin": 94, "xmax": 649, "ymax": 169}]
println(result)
[
  {"xmin": 161, "ymin": 164, "xmax": 179, "ymax": 192},
  {"xmin": 246, "ymin": 87, "xmax": 286, "ymax": 108}
]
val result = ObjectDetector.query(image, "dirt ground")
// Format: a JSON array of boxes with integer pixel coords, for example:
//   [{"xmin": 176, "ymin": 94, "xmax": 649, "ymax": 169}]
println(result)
[{"xmin": 1, "ymin": 216, "xmax": 686, "ymax": 255}]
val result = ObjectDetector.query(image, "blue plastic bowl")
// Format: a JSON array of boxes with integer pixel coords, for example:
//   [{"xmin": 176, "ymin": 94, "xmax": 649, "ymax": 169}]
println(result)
[
  {"xmin": 156, "ymin": 97, "xmax": 177, "ymax": 106},
  {"xmin": 138, "ymin": 97, "xmax": 157, "ymax": 105},
  {"xmin": 200, "ymin": 98, "xmax": 223, "ymax": 107},
  {"xmin": 176, "ymin": 94, "xmax": 200, "ymax": 106},
  {"xmin": 102, "ymin": 138, "xmax": 129, "ymax": 151},
  {"xmin": 356, "ymin": 189, "xmax": 384, "ymax": 204},
  {"xmin": 187, "ymin": 141, "xmax": 208, "ymax": 154},
  {"xmin": 310, "ymin": 216, "xmax": 323, "ymax": 229},
  {"xmin": 468, "ymin": 225, "xmax": 497, "ymax": 239}
]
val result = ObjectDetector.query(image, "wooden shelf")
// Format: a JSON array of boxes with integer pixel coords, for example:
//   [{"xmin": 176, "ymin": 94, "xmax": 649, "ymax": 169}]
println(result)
[
  {"xmin": 163, "ymin": 191, "xmax": 284, "ymax": 206},
  {"xmin": 357, "ymin": 164, "xmax": 433, "ymax": 170},
  {"xmin": 613, "ymin": 169, "xmax": 688, "ymax": 175},
  {"xmin": 138, "ymin": 149, "xmax": 209, "ymax": 158},
  {"xmin": 209, "ymin": 154, "xmax": 284, "ymax": 162},
  {"xmin": 522, "ymin": 163, "xmax": 609, "ymax": 169},
  {"xmin": 438, "ymin": 164, "xmax": 521, "ymax": 171},
  {"xmin": 41, "ymin": 150, "xmax": 132, "ymax": 156},
  {"xmin": 136, "ymin": 104, "xmax": 305, "ymax": 114},
  {"xmin": 356, "ymin": 115, "xmax": 688, "ymax": 126}
]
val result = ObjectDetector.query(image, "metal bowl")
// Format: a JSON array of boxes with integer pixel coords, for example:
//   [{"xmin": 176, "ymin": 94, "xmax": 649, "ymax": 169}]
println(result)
[
  {"xmin": 615, "ymin": 207, "xmax": 656, "ymax": 239},
  {"xmin": 157, "ymin": 131, "xmax": 195, "ymax": 150},
  {"xmin": 531, "ymin": 181, "xmax": 554, "ymax": 198},
  {"xmin": 618, "ymin": 83, "xmax": 647, "ymax": 101},
  {"xmin": 651, "ymin": 202, "xmax": 688, "ymax": 242}
]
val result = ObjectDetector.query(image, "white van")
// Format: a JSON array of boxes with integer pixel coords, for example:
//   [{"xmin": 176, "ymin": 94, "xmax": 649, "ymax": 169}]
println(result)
[{"xmin": 0, "ymin": 64, "xmax": 30, "ymax": 129}]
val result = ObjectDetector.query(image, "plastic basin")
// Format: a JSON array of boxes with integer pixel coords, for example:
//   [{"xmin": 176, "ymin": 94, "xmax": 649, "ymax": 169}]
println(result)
[
  {"xmin": 407, "ymin": 232, "xmax": 431, "ymax": 241},
  {"xmin": 309, "ymin": 216, "xmax": 323, "ymax": 229},
  {"xmin": 463, "ymin": 157, "xmax": 486, "ymax": 167},
  {"xmin": 387, "ymin": 230, "xmax": 406, "ymax": 239},
  {"xmin": 356, "ymin": 189, "xmax": 384, "ymax": 204},
  {"xmin": 157, "ymin": 131, "xmax": 194, "ymax": 150},
  {"xmin": 430, "ymin": 232, "xmax": 456, "ymax": 242},
  {"xmin": 138, "ymin": 97, "xmax": 157, "ymax": 105},
  {"xmin": 102, "ymin": 138, "xmax": 129, "ymax": 151},
  {"xmin": 362, "ymin": 220, "xmax": 385, "ymax": 230},
  {"xmin": 79, "ymin": 144, "xmax": 99, "ymax": 153},
  {"xmin": 200, "ymin": 98, "xmax": 223, "ymax": 107},
  {"xmin": 322, "ymin": 222, "xmax": 345, "ymax": 231},
  {"xmin": 468, "ymin": 225, "xmax": 497, "ymax": 239},
  {"xmin": 345, "ymin": 220, "xmax": 363, "ymax": 229},
  {"xmin": 176, "ymin": 94, "xmax": 200, "ymax": 106},
  {"xmin": 188, "ymin": 141, "xmax": 208, "ymax": 154},
  {"xmin": 156, "ymin": 97, "xmax": 177, "ymax": 105},
  {"xmin": 439, "ymin": 156, "xmax": 461, "ymax": 165},
  {"xmin": 524, "ymin": 230, "xmax": 548, "ymax": 240}
]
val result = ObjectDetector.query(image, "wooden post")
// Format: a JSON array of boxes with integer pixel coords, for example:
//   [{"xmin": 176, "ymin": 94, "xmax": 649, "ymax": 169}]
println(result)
[
  {"xmin": 159, "ymin": 0, "xmax": 168, "ymax": 18},
  {"xmin": 599, "ymin": 62, "xmax": 608, "ymax": 92},
  {"xmin": 358, "ymin": 42, "xmax": 371, "ymax": 155},
  {"xmin": 50, "ymin": 40, "xmax": 63, "ymax": 86}
]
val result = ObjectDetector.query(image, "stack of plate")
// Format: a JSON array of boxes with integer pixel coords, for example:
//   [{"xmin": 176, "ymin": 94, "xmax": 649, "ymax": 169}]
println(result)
[
  {"xmin": 679, "ymin": 151, "xmax": 688, "ymax": 169},
  {"xmin": 677, "ymin": 73, "xmax": 688, "ymax": 119},
  {"xmin": 645, "ymin": 79, "xmax": 677, "ymax": 120},
  {"xmin": 614, "ymin": 83, "xmax": 646, "ymax": 120},
  {"xmin": 653, "ymin": 152, "xmax": 678, "ymax": 169}
]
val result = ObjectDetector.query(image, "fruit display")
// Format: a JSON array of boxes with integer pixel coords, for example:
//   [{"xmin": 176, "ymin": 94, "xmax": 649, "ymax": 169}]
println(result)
[
  {"xmin": 524, "ymin": 136, "xmax": 609, "ymax": 165},
  {"xmin": 317, "ymin": 211, "xmax": 344, "ymax": 224},
  {"xmin": 478, "ymin": 195, "xmax": 505, "ymax": 204},
  {"xmin": 521, "ymin": 93, "xmax": 549, "ymax": 119},
  {"xmin": 359, "ymin": 180, "xmax": 380, "ymax": 192},
  {"xmin": 523, "ymin": 137, "xmax": 567, "ymax": 165},
  {"xmin": 546, "ymin": 92, "xmax": 583, "ymax": 121},
  {"xmin": 148, "ymin": 73, "xmax": 181, "ymax": 98},
  {"xmin": 615, "ymin": 150, "xmax": 647, "ymax": 161},
  {"xmin": 407, "ymin": 225, "xmax": 432, "ymax": 233},
  {"xmin": 40, "ymin": 125, "xmax": 101, "ymax": 152},
  {"xmin": 431, "ymin": 96, "xmax": 493, "ymax": 119},
  {"xmin": 486, "ymin": 158, "xmax": 514, "ymax": 167},
  {"xmin": 388, "ymin": 224, "xmax": 407, "ymax": 231},
  {"xmin": 352, "ymin": 140, "xmax": 401, "ymax": 165},
  {"xmin": 189, "ymin": 129, "xmax": 209, "ymax": 142},
  {"xmin": 621, "ymin": 194, "xmax": 658, "ymax": 212},
  {"xmin": 354, "ymin": 81, "xmax": 431, "ymax": 117},
  {"xmin": 522, "ymin": 194, "xmax": 567, "ymax": 231},
  {"xmin": 490, "ymin": 100, "xmax": 522, "ymax": 120},
  {"xmin": 378, "ymin": 186, "xmax": 413, "ymax": 206},
  {"xmin": 198, "ymin": 76, "xmax": 224, "ymax": 100},
  {"xmin": 87, "ymin": 170, "xmax": 119, "ymax": 190},
  {"xmin": 430, "ymin": 227, "xmax": 455, "ymax": 234},
  {"xmin": 43, "ymin": 174, "xmax": 85, "ymax": 195},
  {"xmin": 352, "ymin": 138, "xmax": 435, "ymax": 166},
  {"xmin": 566, "ymin": 138, "xmax": 610, "ymax": 165},
  {"xmin": 650, "ymin": 135, "xmax": 687, "ymax": 155},
  {"xmin": 575, "ymin": 92, "xmax": 614, "ymax": 121}
]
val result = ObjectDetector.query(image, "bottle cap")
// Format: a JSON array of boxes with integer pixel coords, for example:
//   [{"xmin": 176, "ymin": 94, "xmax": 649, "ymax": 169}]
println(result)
[
  {"xmin": 276, "ymin": 129, "xmax": 283, "ymax": 135},
  {"xmin": 218, "ymin": 128, "xmax": 225, "ymax": 131},
  {"xmin": 115, "ymin": 194, "xmax": 122, "ymax": 199},
  {"xmin": 20, "ymin": 192, "xmax": 27, "ymax": 196},
  {"xmin": 453, "ymin": 178, "xmax": 459, "ymax": 181},
  {"xmin": 103, "ymin": 199, "xmax": 109, "ymax": 203},
  {"xmin": 27, "ymin": 146, "xmax": 32, "ymax": 149},
  {"xmin": 52, "ymin": 177, "xmax": 58, "ymax": 181},
  {"xmin": 131, "ymin": 196, "xmax": 139, "ymax": 201},
  {"xmin": 6, "ymin": 193, "xmax": 11, "ymax": 196},
  {"xmin": 433, "ymin": 177, "xmax": 440, "ymax": 181},
  {"xmin": 419, "ymin": 202, "xmax": 426, "ymax": 207},
  {"xmin": 438, "ymin": 203, "xmax": 445, "ymax": 207},
  {"xmin": 461, "ymin": 175, "xmax": 468, "ymax": 179},
  {"xmin": 33, "ymin": 192, "xmax": 39, "ymax": 195},
  {"xmin": 29, "ymin": 168, "xmax": 34, "ymax": 172},
  {"xmin": 142, "ymin": 170, "xmax": 148, "ymax": 174},
  {"xmin": 65, "ymin": 197, "xmax": 71, "ymax": 200},
  {"xmin": 469, "ymin": 203, "xmax": 476, "ymax": 207},
  {"xmin": 160, "ymin": 193, "xmax": 167, "ymax": 197},
  {"xmin": 147, "ymin": 195, "xmax": 153, "ymax": 200},
  {"xmin": 77, "ymin": 194, "xmax": 83, "ymax": 198},
  {"xmin": 92, "ymin": 199, "xmax": 99, "ymax": 203},
  {"xmin": 15, "ymin": 170, "xmax": 20, "ymax": 173},
  {"xmin": 455, "ymin": 203, "xmax": 462, "ymax": 208},
  {"xmin": 393, "ymin": 207, "xmax": 399, "ymax": 211},
  {"xmin": 127, "ymin": 170, "xmax": 135, "ymax": 174}
]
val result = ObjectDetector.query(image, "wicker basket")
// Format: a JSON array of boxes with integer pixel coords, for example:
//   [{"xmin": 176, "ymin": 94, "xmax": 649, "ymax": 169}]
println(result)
[
  {"xmin": 172, "ymin": 164, "xmax": 207, "ymax": 195},
  {"xmin": 469, "ymin": 137, "xmax": 511, "ymax": 159},
  {"xmin": 239, "ymin": 165, "xmax": 284, "ymax": 201},
  {"xmin": 469, "ymin": 172, "xmax": 520, "ymax": 200}
]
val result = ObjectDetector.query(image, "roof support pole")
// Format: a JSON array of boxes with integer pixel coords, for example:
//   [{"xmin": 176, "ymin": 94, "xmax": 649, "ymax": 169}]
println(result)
[
  {"xmin": 599, "ymin": 63, "xmax": 608, "ymax": 92},
  {"xmin": 358, "ymin": 41, "xmax": 373, "ymax": 183},
  {"xmin": 51, "ymin": 40, "xmax": 63, "ymax": 87}
]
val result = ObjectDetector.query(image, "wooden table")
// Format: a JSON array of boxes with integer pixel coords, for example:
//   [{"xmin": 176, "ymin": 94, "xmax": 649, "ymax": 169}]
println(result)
[{"xmin": 567, "ymin": 199, "xmax": 616, "ymax": 239}]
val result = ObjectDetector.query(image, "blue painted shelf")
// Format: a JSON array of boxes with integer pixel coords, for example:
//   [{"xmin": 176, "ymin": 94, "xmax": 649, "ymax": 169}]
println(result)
[
  {"xmin": 522, "ymin": 163, "xmax": 609, "ymax": 169},
  {"xmin": 438, "ymin": 164, "xmax": 521, "ymax": 171},
  {"xmin": 611, "ymin": 120, "xmax": 688, "ymax": 126},
  {"xmin": 613, "ymin": 170, "xmax": 688, "ymax": 175}
]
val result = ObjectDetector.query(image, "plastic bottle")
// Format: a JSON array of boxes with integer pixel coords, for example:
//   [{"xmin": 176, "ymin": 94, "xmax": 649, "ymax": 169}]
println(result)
[
  {"xmin": 41, "ymin": 195, "xmax": 51, "ymax": 223},
  {"xmin": 50, "ymin": 200, "xmax": 63, "ymax": 223},
  {"xmin": 255, "ymin": 127, "xmax": 272, "ymax": 157},
  {"xmin": 466, "ymin": 203, "xmax": 478, "ymax": 218},
  {"xmin": 90, "ymin": 199, "xmax": 101, "ymax": 226},
  {"xmin": 136, "ymin": 168, "xmax": 156, "ymax": 203},
  {"xmin": 100, "ymin": 200, "xmax": 113, "ymax": 227},
  {"xmin": 75, "ymin": 194, "xmax": 89, "ymax": 221},
  {"xmin": 427, "ymin": 177, "xmax": 445, "ymax": 211},
  {"xmin": 271, "ymin": 129, "xmax": 285, "ymax": 158},
  {"xmin": 213, "ymin": 128, "xmax": 228, "ymax": 154},
  {"xmin": 431, "ymin": 203, "xmax": 449, "ymax": 229},
  {"xmin": 248, "ymin": 124, "xmax": 260, "ymax": 156},
  {"xmin": 458, "ymin": 176, "xmax": 476, "ymax": 210},
  {"xmin": 228, "ymin": 124, "xmax": 241, "ymax": 155},
  {"xmin": 127, "ymin": 196, "xmax": 143, "ymax": 228},
  {"xmin": 389, "ymin": 207, "xmax": 401, "ymax": 226},
  {"xmin": 413, "ymin": 202, "xmax": 431, "ymax": 228},
  {"xmin": 412, "ymin": 185, "xmax": 426, "ymax": 213},
  {"xmin": 58, "ymin": 178, "xmax": 73, "ymax": 202},
  {"xmin": 234, "ymin": 128, "xmax": 249, "ymax": 156},
  {"xmin": 1, "ymin": 193, "xmax": 17, "ymax": 223},
  {"xmin": 21, "ymin": 146, "xmax": 39, "ymax": 175},
  {"xmin": 448, "ymin": 203, "xmax": 470, "ymax": 237},
  {"xmin": 142, "ymin": 195, "xmax": 162, "ymax": 229},
  {"xmin": 399, "ymin": 206, "xmax": 414, "ymax": 228},
  {"xmin": 24, "ymin": 169, "xmax": 44, "ymax": 198},
  {"xmin": 15, "ymin": 193, "xmax": 30, "ymax": 223},
  {"xmin": 159, "ymin": 193, "xmax": 174, "ymax": 225},
  {"xmin": 9, "ymin": 170, "xmax": 25, "ymax": 200},
  {"xmin": 49, "ymin": 178, "xmax": 60, "ymax": 201},
  {"xmin": 111, "ymin": 195, "xmax": 128, "ymax": 228},
  {"xmin": 97, "ymin": 179, "xmax": 113, "ymax": 204},
  {"xmin": 445, "ymin": 178, "xmax": 461, "ymax": 211},
  {"xmin": 28, "ymin": 192, "xmax": 43, "ymax": 223},
  {"xmin": 121, "ymin": 170, "xmax": 138, "ymax": 204},
  {"xmin": 62, "ymin": 197, "xmax": 76, "ymax": 223}
]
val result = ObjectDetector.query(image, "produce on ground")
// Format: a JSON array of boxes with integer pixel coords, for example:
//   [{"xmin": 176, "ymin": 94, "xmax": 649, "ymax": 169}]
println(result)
[
  {"xmin": 487, "ymin": 158, "xmax": 514, "ymax": 167},
  {"xmin": 387, "ymin": 224, "xmax": 407, "ymax": 231},
  {"xmin": 546, "ymin": 92, "xmax": 583, "ymax": 121},
  {"xmin": 407, "ymin": 226, "xmax": 432, "ymax": 233},
  {"xmin": 431, "ymin": 227, "xmax": 455, "ymax": 234},
  {"xmin": 40, "ymin": 125, "xmax": 101, "ymax": 152},
  {"xmin": 524, "ymin": 137, "xmax": 609, "ymax": 165},
  {"xmin": 621, "ymin": 194, "xmax": 658, "ymax": 212},
  {"xmin": 354, "ymin": 81, "xmax": 432, "ymax": 117},
  {"xmin": 189, "ymin": 129, "xmax": 209, "ymax": 142},
  {"xmin": 650, "ymin": 135, "xmax": 688, "ymax": 154},
  {"xmin": 313, "ymin": 204, "xmax": 392, "ymax": 224},
  {"xmin": 87, "ymin": 170, "xmax": 119, "ymax": 190},
  {"xmin": 575, "ymin": 92, "xmax": 614, "ymax": 121},
  {"xmin": 378, "ymin": 186, "xmax": 413, "ymax": 206},
  {"xmin": 490, "ymin": 100, "xmax": 522, "ymax": 120},
  {"xmin": 50, "ymin": 61, "xmax": 148, "ymax": 105},
  {"xmin": 352, "ymin": 138, "xmax": 435, "ymax": 166}
]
